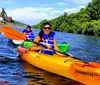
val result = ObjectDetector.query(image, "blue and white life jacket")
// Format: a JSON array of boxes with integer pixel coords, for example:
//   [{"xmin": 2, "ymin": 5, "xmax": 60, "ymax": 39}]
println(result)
[
  {"xmin": 39, "ymin": 31, "xmax": 55, "ymax": 55},
  {"xmin": 22, "ymin": 29, "xmax": 34, "ymax": 41}
]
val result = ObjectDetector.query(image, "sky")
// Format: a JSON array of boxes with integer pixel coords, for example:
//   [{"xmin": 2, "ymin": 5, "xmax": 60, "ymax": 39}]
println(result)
[{"xmin": 0, "ymin": 0, "xmax": 92, "ymax": 25}]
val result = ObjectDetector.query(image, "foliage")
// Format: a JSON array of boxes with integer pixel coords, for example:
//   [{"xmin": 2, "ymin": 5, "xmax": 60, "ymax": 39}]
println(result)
[
  {"xmin": 14, "ymin": 20, "xmax": 26, "ymax": 26},
  {"xmin": 32, "ymin": 0, "xmax": 100, "ymax": 36}
]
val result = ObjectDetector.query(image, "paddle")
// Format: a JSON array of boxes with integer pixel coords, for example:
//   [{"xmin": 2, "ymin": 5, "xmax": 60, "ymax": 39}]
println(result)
[
  {"xmin": 0, "ymin": 26, "xmax": 73, "ymax": 57},
  {"xmin": 13, "ymin": 40, "xmax": 24, "ymax": 44},
  {"xmin": 0, "ymin": 26, "xmax": 26, "ymax": 40},
  {"xmin": 32, "ymin": 42, "xmax": 70, "ymax": 56}
]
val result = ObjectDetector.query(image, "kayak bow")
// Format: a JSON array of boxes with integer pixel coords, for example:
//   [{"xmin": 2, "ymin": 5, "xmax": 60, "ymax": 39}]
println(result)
[{"xmin": 18, "ymin": 47, "xmax": 100, "ymax": 85}]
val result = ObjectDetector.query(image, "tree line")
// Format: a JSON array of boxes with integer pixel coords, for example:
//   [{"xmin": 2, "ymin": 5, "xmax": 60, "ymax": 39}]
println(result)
[{"xmin": 32, "ymin": 0, "xmax": 100, "ymax": 36}]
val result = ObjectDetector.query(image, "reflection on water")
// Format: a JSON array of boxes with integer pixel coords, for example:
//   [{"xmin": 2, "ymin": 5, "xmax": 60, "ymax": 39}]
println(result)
[{"xmin": 22, "ymin": 61, "xmax": 84, "ymax": 85}]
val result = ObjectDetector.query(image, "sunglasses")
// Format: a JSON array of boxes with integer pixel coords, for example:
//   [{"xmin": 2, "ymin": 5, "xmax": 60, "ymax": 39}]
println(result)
[{"xmin": 43, "ymin": 27, "xmax": 51, "ymax": 30}]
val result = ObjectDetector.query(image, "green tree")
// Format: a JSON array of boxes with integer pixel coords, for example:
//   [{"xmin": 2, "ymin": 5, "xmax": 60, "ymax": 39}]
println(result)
[
  {"xmin": 32, "ymin": 0, "xmax": 100, "ymax": 36},
  {"xmin": 86, "ymin": 0, "xmax": 100, "ymax": 20}
]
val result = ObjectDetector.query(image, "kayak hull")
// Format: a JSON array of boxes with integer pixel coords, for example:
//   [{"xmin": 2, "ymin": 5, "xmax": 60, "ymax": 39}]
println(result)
[
  {"xmin": 19, "ymin": 50, "xmax": 78, "ymax": 79},
  {"xmin": 18, "ymin": 46, "xmax": 100, "ymax": 85}
]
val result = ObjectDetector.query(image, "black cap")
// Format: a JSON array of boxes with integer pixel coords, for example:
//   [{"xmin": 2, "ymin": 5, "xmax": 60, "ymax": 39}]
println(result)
[{"xmin": 26, "ymin": 25, "xmax": 31, "ymax": 28}]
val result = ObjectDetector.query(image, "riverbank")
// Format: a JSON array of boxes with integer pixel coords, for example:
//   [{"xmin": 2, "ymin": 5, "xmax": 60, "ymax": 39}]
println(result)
[{"xmin": 0, "ymin": 22, "xmax": 26, "ymax": 28}]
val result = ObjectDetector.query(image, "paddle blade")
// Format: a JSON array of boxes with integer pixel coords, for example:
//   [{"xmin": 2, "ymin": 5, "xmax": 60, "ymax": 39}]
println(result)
[
  {"xmin": 13, "ymin": 40, "xmax": 24, "ymax": 44},
  {"xmin": 0, "ymin": 26, "xmax": 26, "ymax": 40}
]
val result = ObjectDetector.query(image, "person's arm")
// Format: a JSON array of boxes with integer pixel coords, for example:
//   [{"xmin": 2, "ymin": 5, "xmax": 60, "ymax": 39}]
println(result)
[
  {"xmin": 53, "ymin": 39, "xmax": 72, "ymax": 57},
  {"xmin": 53, "ymin": 39, "xmax": 59, "ymax": 51},
  {"xmin": 31, "ymin": 36, "xmax": 39, "ymax": 47},
  {"xmin": 29, "ymin": 36, "xmax": 44, "ymax": 51},
  {"xmin": 22, "ymin": 32, "xmax": 26, "ymax": 37},
  {"xmin": 34, "ymin": 36, "xmax": 40, "ymax": 43},
  {"xmin": 53, "ymin": 39, "xmax": 64, "ymax": 56}
]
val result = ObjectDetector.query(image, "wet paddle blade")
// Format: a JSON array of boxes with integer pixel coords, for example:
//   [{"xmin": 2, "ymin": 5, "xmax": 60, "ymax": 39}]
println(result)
[
  {"xmin": 0, "ymin": 26, "xmax": 26, "ymax": 40},
  {"xmin": 13, "ymin": 40, "xmax": 24, "ymax": 44}
]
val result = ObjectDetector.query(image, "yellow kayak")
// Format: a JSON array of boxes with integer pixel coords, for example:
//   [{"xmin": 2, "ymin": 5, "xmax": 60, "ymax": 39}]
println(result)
[{"xmin": 18, "ymin": 46, "xmax": 100, "ymax": 85}]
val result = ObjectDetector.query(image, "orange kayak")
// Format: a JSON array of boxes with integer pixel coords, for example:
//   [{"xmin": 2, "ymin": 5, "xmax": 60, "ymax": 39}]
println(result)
[{"xmin": 18, "ymin": 46, "xmax": 100, "ymax": 85}]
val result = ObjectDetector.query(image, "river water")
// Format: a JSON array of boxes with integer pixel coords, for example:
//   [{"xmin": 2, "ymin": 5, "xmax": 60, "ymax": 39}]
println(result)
[{"xmin": 0, "ymin": 27, "xmax": 100, "ymax": 85}]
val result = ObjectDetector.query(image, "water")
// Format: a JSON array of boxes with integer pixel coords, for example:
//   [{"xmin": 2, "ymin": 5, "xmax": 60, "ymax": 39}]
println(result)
[{"xmin": 0, "ymin": 27, "xmax": 100, "ymax": 85}]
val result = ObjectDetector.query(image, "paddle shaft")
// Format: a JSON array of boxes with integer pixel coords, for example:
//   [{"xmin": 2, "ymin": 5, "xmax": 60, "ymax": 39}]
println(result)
[{"xmin": 33, "ymin": 42, "xmax": 70, "ymax": 56}]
